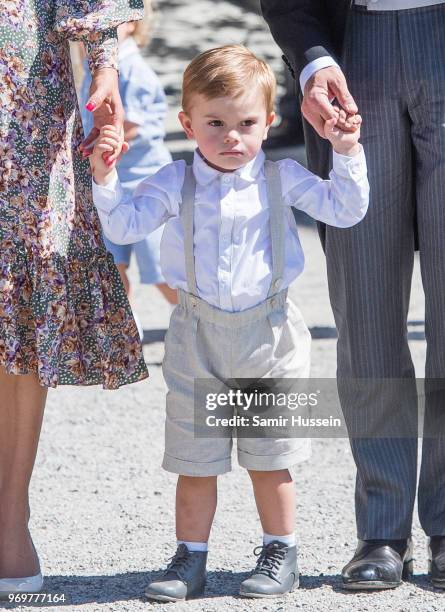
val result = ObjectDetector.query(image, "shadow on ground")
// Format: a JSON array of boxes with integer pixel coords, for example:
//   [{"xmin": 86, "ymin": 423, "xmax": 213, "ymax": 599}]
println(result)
[{"xmin": 1, "ymin": 571, "xmax": 440, "ymax": 608}]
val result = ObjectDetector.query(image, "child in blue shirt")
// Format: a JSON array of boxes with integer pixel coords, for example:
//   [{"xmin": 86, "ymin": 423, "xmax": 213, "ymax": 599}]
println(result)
[{"xmin": 80, "ymin": 4, "xmax": 177, "ymax": 336}]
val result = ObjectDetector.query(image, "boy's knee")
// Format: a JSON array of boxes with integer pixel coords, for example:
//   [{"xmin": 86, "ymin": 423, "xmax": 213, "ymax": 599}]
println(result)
[
  {"xmin": 247, "ymin": 469, "xmax": 293, "ymax": 483},
  {"xmin": 177, "ymin": 475, "xmax": 217, "ymax": 488}
]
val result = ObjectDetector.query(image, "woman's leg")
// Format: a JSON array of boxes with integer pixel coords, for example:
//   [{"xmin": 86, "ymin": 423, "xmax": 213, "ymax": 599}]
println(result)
[
  {"xmin": 0, "ymin": 367, "xmax": 47, "ymax": 578},
  {"xmin": 248, "ymin": 469, "xmax": 295, "ymax": 535}
]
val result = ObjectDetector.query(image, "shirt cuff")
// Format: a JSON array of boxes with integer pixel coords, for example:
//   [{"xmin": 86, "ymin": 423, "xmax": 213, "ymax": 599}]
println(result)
[
  {"xmin": 92, "ymin": 170, "xmax": 123, "ymax": 212},
  {"xmin": 299, "ymin": 56, "xmax": 340, "ymax": 93},
  {"xmin": 332, "ymin": 145, "xmax": 367, "ymax": 179}
]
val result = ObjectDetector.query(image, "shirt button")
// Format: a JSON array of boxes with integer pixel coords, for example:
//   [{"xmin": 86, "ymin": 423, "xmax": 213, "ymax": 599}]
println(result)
[{"xmin": 273, "ymin": 278, "xmax": 282, "ymax": 289}]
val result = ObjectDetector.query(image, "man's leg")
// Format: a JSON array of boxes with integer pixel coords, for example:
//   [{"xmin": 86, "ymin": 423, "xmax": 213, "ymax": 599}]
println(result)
[
  {"xmin": 325, "ymin": 9, "xmax": 417, "ymax": 539},
  {"xmin": 404, "ymin": 6, "xmax": 445, "ymax": 537}
]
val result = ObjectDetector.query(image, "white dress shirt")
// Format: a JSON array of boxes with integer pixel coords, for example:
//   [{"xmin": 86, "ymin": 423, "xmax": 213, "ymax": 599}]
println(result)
[
  {"xmin": 93, "ymin": 148, "xmax": 369, "ymax": 312},
  {"xmin": 299, "ymin": 56, "xmax": 340, "ymax": 93}
]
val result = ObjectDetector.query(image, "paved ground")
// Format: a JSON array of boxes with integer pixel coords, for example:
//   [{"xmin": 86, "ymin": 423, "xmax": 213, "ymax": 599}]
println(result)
[{"xmin": 2, "ymin": 1, "xmax": 442, "ymax": 611}]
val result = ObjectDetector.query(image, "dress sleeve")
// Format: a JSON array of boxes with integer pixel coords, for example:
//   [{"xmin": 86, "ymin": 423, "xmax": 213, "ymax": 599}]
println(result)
[
  {"xmin": 54, "ymin": 0, "xmax": 145, "ymax": 72},
  {"xmin": 85, "ymin": 29, "xmax": 119, "ymax": 73}
]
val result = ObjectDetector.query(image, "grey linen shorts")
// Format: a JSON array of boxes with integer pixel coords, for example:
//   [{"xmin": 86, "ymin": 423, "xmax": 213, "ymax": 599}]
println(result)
[{"xmin": 161, "ymin": 288, "xmax": 312, "ymax": 477}]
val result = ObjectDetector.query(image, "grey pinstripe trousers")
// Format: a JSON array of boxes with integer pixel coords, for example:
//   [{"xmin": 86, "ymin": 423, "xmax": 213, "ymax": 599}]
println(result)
[{"xmin": 326, "ymin": 4, "xmax": 445, "ymax": 538}]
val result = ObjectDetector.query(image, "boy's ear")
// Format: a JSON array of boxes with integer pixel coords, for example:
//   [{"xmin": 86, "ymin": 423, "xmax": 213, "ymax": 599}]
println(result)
[
  {"xmin": 262, "ymin": 111, "xmax": 276, "ymax": 141},
  {"xmin": 178, "ymin": 111, "xmax": 194, "ymax": 140}
]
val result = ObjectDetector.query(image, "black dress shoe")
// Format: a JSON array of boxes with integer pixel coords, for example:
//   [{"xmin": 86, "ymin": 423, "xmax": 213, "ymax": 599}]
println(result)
[
  {"xmin": 342, "ymin": 538, "xmax": 414, "ymax": 590},
  {"xmin": 428, "ymin": 536, "xmax": 445, "ymax": 589}
]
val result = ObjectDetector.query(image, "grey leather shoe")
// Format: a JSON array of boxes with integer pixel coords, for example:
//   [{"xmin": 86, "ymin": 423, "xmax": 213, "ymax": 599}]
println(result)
[
  {"xmin": 239, "ymin": 541, "xmax": 299, "ymax": 598},
  {"xmin": 145, "ymin": 544, "xmax": 207, "ymax": 602}
]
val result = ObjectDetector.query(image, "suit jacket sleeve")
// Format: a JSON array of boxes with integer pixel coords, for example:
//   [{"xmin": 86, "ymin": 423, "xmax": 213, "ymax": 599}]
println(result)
[{"xmin": 260, "ymin": 0, "xmax": 335, "ymax": 79}]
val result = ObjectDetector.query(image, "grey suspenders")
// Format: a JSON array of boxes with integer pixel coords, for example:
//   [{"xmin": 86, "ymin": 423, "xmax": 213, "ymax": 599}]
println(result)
[
  {"xmin": 264, "ymin": 160, "xmax": 285, "ymax": 297},
  {"xmin": 180, "ymin": 165, "xmax": 199, "ymax": 296},
  {"xmin": 179, "ymin": 161, "xmax": 285, "ymax": 300}
]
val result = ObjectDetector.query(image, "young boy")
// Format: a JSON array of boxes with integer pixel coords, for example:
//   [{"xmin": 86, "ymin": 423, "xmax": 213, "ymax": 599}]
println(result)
[{"xmin": 90, "ymin": 45, "xmax": 368, "ymax": 601}]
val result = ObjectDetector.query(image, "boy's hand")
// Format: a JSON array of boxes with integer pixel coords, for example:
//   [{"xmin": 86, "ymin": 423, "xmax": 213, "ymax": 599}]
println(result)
[
  {"xmin": 90, "ymin": 125, "xmax": 128, "ymax": 185},
  {"xmin": 323, "ymin": 115, "xmax": 362, "ymax": 157},
  {"xmin": 332, "ymin": 105, "xmax": 360, "ymax": 132}
]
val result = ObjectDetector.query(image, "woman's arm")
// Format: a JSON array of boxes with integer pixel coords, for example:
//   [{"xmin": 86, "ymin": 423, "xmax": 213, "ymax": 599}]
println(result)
[
  {"xmin": 81, "ymin": 31, "xmax": 123, "ymax": 159},
  {"xmin": 54, "ymin": 0, "xmax": 145, "ymax": 154}
]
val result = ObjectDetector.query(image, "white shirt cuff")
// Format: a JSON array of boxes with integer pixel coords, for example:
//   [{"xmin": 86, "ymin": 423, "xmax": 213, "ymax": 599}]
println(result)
[
  {"xmin": 332, "ymin": 145, "xmax": 367, "ymax": 179},
  {"xmin": 92, "ymin": 170, "xmax": 123, "ymax": 213},
  {"xmin": 299, "ymin": 56, "xmax": 340, "ymax": 93}
]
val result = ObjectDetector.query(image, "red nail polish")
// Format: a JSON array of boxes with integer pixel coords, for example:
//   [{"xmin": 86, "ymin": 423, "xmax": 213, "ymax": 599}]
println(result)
[{"xmin": 85, "ymin": 102, "xmax": 96, "ymax": 111}]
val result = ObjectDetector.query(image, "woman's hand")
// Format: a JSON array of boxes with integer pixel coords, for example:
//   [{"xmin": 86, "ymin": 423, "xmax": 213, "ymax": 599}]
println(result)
[{"xmin": 80, "ymin": 67, "xmax": 125, "ymax": 162}]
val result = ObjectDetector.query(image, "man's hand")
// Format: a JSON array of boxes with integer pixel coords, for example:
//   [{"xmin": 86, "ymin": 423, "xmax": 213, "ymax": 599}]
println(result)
[{"xmin": 302, "ymin": 66, "xmax": 358, "ymax": 138}]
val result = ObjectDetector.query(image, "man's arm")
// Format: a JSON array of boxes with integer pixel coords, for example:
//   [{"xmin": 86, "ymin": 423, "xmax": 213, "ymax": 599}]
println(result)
[
  {"xmin": 260, "ymin": 0, "xmax": 334, "ymax": 80},
  {"xmin": 261, "ymin": 0, "xmax": 357, "ymax": 138}
]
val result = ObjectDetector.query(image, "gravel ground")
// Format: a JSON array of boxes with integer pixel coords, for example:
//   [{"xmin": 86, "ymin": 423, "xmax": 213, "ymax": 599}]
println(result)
[{"xmin": 2, "ymin": 2, "xmax": 441, "ymax": 611}]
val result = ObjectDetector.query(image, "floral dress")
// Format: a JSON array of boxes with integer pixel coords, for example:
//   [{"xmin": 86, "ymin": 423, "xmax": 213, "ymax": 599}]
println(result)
[{"xmin": 0, "ymin": 1, "xmax": 149, "ymax": 389}]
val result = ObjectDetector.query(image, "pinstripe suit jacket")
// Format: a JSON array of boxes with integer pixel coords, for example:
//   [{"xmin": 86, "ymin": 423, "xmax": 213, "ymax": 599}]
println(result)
[{"xmin": 260, "ymin": 1, "xmax": 352, "ymax": 80}]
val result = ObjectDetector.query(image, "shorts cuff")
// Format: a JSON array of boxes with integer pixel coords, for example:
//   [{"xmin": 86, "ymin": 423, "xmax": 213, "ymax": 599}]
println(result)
[
  {"xmin": 238, "ymin": 444, "xmax": 312, "ymax": 473},
  {"xmin": 162, "ymin": 454, "xmax": 232, "ymax": 476}
]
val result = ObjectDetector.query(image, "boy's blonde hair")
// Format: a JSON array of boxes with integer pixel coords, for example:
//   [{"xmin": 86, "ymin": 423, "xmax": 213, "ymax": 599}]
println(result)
[
  {"xmin": 132, "ymin": 0, "xmax": 155, "ymax": 48},
  {"xmin": 182, "ymin": 45, "xmax": 276, "ymax": 114}
]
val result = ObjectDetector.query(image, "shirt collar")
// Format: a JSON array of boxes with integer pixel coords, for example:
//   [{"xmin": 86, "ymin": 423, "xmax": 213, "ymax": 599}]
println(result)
[
  {"xmin": 192, "ymin": 149, "xmax": 266, "ymax": 186},
  {"xmin": 118, "ymin": 37, "xmax": 139, "ymax": 62}
]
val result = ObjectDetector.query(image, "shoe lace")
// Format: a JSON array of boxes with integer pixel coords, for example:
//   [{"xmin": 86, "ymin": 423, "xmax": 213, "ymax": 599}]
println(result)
[
  {"xmin": 252, "ymin": 542, "xmax": 287, "ymax": 580},
  {"xmin": 162, "ymin": 545, "xmax": 195, "ymax": 581}
]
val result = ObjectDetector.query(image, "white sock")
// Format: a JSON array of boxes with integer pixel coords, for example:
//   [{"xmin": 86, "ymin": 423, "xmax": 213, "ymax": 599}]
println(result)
[
  {"xmin": 177, "ymin": 540, "xmax": 208, "ymax": 552},
  {"xmin": 263, "ymin": 532, "xmax": 296, "ymax": 547}
]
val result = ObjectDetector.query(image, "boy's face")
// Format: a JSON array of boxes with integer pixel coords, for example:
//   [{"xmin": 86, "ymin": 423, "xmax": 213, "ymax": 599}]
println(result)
[{"xmin": 179, "ymin": 85, "xmax": 275, "ymax": 172}]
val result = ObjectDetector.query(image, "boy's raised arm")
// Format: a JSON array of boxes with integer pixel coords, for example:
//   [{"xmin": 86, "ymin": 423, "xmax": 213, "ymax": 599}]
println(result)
[{"xmin": 281, "ymin": 147, "xmax": 369, "ymax": 229}]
